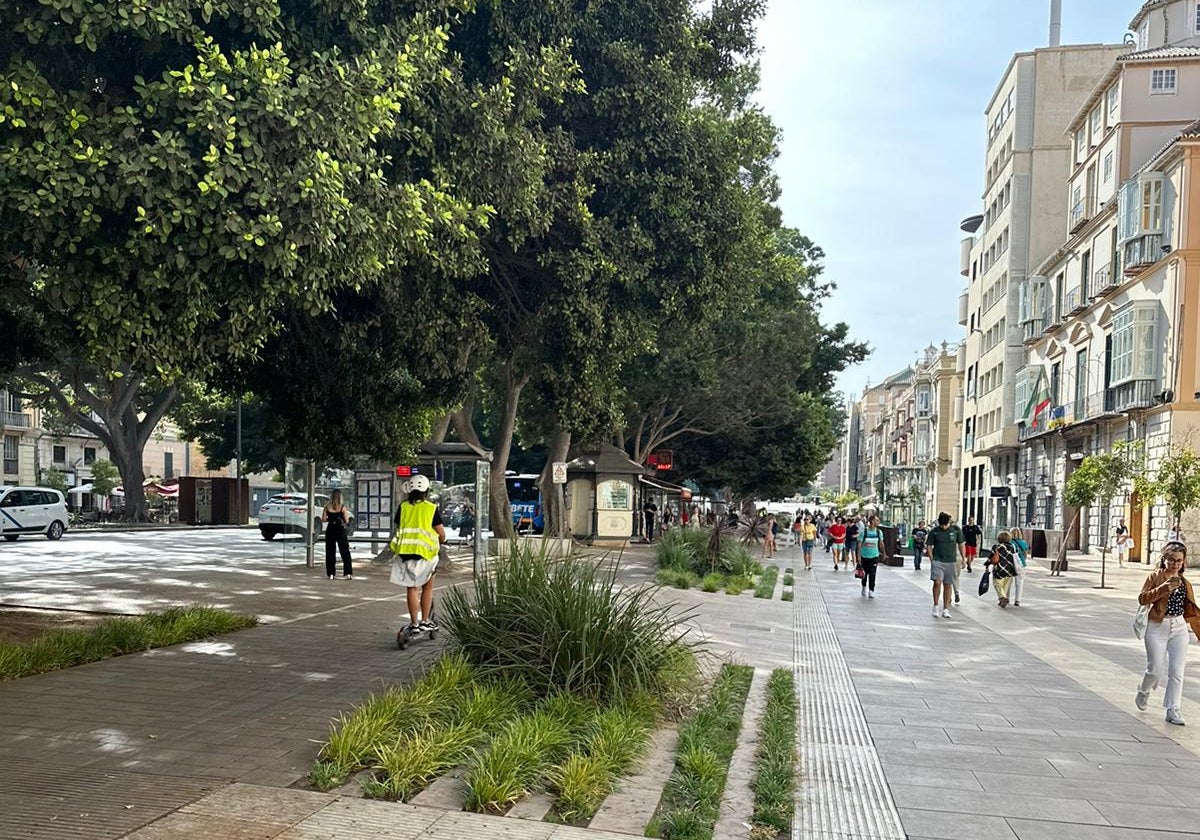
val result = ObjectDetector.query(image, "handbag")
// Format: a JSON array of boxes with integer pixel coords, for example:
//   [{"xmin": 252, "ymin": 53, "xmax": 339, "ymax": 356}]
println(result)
[
  {"xmin": 854, "ymin": 565, "xmax": 866, "ymax": 580},
  {"xmin": 978, "ymin": 570, "xmax": 991, "ymax": 596},
  {"xmin": 1133, "ymin": 604, "xmax": 1151, "ymax": 640}
]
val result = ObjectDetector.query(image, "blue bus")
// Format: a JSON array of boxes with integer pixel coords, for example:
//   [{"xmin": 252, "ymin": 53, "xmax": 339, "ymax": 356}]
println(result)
[{"xmin": 507, "ymin": 474, "xmax": 544, "ymax": 533}]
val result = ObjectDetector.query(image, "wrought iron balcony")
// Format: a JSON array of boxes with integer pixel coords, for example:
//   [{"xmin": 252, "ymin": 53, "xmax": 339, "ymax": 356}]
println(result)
[
  {"xmin": 2, "ymin": 411, "xmax": 31, "ymax": 428},
  {"xmin": 1122, "ymin": 234, "xmax": 1163, "ymax": 275}
]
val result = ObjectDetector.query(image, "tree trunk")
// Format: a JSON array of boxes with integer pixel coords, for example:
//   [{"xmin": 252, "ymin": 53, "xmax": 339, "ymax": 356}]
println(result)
[
  {"xmin": 488, "ymin": 365, "xmax": 528, "ymax": 540},
  {"xmin": 538, "ymin": 426, "xmax": 572, "ymax": 540},
  {"xmin": 429, "ymin": 411, "xmax": 452, "ymax": 445},
  {"xmin": 108, "ymin": 435, "xmax": 148, "ymax": 521},
  {"xmin": 451, "ymin": 396, "xmax": 483, "ymax": 449},
  {"xmin": 1054, "ymin": 509, "xmax": 1079, "ymax": 573}
]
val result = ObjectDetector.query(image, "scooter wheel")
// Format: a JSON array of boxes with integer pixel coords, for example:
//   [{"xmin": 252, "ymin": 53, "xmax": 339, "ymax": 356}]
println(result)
[
  {"xmin": 396, "ymin": 631, "xmax": 408, "ymax": 650},
  {"xmin": 428, "ymin": 630, "xmax": 438, "ymax": 640}
]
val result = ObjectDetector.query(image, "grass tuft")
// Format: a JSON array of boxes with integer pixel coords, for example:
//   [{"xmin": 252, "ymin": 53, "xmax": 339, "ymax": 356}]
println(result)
[
  {"xmin": 750, "ymin": 669, "xmax": 797, "ymax": 836},
  {"xmin": 699, "ymin": 573, "xmax": 724, "ymax": 593},
  {"xmin": 649, "ymin": 663, "xmax": 754, "ymax": 840},
  {"xmin": 656, "ymin": 568, "xmax": 700, "ymax": 590},
  {"xmin": 724, "ymin": 575, "xmax": 754, "ymax": 595},
  {"xmin": 780, "ymin": 590, "xmax": 794, "ymax": 602},
  {"xmin": 782, "ymin": 573, "xmax": 794, "ymax": 587},
  {"xmin": 441, "ymin": 547, "xmax": 697, "ymax": 704},
  {"xmin": 0, "ymin": 606, "xmax": 256, "ymax": 681},
  {"xmin": 753, "ymin": 567, "xmax": 779, "ymax": 599}
]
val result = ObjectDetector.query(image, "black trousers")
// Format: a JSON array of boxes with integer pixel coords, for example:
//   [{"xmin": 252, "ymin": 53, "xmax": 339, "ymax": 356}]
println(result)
[
  {"xmin": 859, "ymin": 558, "xmax": 879, "ymax": 592},
  {"xmin": 325, "ymin": 529, "xmax": 352, "ymax": 576}
]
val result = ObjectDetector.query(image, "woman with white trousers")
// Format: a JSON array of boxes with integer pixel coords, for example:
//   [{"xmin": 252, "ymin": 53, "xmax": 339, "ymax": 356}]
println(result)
[{"xmin": 1136, "ymin": 542, "xmax": 1200, "ymax": 725}]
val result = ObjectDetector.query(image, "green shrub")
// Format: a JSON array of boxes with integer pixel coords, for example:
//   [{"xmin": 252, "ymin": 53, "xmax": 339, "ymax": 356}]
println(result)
[
  {"xmin": 550, "ymin": 705, "xmax": 653, "ymax": 823},
  {"xmin": 782, "ymin": 573, "xmax": 794, "ymax": 587},
  {"xmin": 652, "ymin": 664, "xmax": 754, "ymax": 840},
  {"xmin": 751, "ymin": 669, "xmax": 797, "ymax": 835},
  {"xmin": 0, "ymin": 606, "xmax": 256, "ymax": 681},
  {"xmin": 552, "ymin": 754, "xmax": 610, "ymax": 823},
  {"xmin": 700, "ymin": 573, "xmax": 725, "ymax": 593},
  {"xmin": 441, "ymin": 547, "xmax": 697, "ymax": 704},
  {"xmin": 781, "ymin": 590, "xmax": 794, "ymax": 602},
  {"xmin": 724, "ymin": 575, "xmax": 754, "ymax": 595},
  {"xmin": 656, "ymin": 531, "xmax": 697, "ymax": 572},
  {"xmin": 753, "ymin": 567, "xmax": 779, "ymax": 599},
  {"xmin": 656, "ymin": 568, "xmax": 699, "ymax": 589},
  {"xmin": 720, "ymin": 543, "xmax": 761, "ymax": 578}
]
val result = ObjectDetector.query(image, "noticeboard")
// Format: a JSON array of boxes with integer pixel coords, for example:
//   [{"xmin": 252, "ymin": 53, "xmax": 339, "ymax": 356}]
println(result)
[{"xmin": 355, "ymin": 471, "xmax": 394, "ymax": 532}]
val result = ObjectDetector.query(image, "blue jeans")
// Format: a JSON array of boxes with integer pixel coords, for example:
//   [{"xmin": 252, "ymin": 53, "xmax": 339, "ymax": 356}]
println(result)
[{"xmin": 913, "ymin": 545, "xmax": 924, "ymax": 569}]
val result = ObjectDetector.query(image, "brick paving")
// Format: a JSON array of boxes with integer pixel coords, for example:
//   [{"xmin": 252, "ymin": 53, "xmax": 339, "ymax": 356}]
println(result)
[{"xmin": 4, "ymin": 539, "xmax": 1200, "ymax": 839}]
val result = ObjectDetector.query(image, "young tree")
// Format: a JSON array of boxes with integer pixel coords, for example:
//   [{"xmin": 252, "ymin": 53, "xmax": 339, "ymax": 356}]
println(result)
[
  {"xmin": 90, "ymin": 460, "xmax": 119, "ymax": 500},
  {"xmin": 1152, "ymin": 446, "xmax": 1200, "ymax": 550},
  {"xmin": 1061, "ymin": 458, "xmax": 1100, "ymax": 581},
  {"xmin": 1083, "ymin": 443, "xmax": 1140, "ymax": 588}
]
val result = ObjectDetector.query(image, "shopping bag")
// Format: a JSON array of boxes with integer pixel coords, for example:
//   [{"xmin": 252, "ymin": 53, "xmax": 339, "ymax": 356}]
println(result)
[
  {"xmin": 977, "ymin": 570, "xmax": 991, "ymax": 596},
  {"xmin": 1133, "ymin": 604, "xmax": 1151, "ymax": 640},
  {"xmin": 854, "ymin": 565, "xmax": 866, "ymax": 580}
]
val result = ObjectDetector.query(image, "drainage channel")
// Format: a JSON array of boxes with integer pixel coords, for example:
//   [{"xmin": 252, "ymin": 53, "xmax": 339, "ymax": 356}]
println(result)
[{"xmin": 792, "ymin": 575, "xmax": 905, "ymax": 840}]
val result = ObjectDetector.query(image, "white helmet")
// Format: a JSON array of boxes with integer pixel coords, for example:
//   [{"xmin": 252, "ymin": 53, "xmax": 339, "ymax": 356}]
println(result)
[{"xmin": 406, "ymin": 474, "xmax": 431, "ymax": 493}]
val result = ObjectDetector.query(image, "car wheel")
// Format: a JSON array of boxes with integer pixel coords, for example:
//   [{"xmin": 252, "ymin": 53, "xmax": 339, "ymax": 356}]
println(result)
[
  {"xmin": 260, "ymin": 527, "xmax": 278, "ymax": 541},
  {"xmin": 46, "ymin": 521, "xmax": 65, "ymax": 541},
  {"xmin": 3, "ymin": 534, "xmax": 17, "ymax": 542}
]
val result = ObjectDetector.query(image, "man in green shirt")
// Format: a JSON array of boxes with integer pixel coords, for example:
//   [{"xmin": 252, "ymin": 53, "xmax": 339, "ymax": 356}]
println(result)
[{"xmin": 925, "ymin": 511, "xmax": 964, "ymax": 619}]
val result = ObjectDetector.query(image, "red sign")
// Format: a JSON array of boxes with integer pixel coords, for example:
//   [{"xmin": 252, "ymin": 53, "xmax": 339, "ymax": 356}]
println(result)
[
  {"xmin": 395, "ymin": 465, "xmax": 413, "ymax": 477},
  {"xmin": 654, "ymin": 449, "xmax": 673, "ymax": 471}
]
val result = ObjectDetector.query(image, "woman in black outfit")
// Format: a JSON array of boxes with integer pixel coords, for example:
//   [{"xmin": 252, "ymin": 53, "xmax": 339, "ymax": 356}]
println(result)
[{"xmin": 323, "ymin": 490, "xmax": 353, "ymax": 579}]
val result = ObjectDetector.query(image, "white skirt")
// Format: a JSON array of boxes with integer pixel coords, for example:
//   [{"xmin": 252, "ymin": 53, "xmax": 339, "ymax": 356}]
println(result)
[{"xmin": 390, "ymin": 555, "xmax": 439, "ymax": 588}]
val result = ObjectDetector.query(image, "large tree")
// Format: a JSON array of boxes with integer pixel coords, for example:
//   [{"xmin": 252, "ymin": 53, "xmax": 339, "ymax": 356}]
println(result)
[{"xmin": 0, "ymin": 0, "xmax": 490, "ymax": 516}]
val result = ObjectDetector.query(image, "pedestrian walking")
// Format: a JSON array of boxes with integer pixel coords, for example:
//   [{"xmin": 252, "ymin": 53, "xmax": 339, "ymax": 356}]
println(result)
[
  {"xmin": 845, "ymin": 516, "xmax": 861, "ymax": 568},
  {"xmin": 390, "ymin": 474, "xmax": 447, "ymax": 635},
  {"xmin": 322, "ymin": 490, "xmax": 354, "ymax": 580},
  {"xmin": 1010, "ymin": 527, "xmax": 1029, "ymax": 606},
  {"xmin": 762, "ymin": 513, "xmax": 777, "ymax": 558},
  {"xmin": 858, "ymin": 514, "xmax": 884, "ymax": 598},
  {"xmin": 642, "ymin": 499, "xmax": 658, "ymax": 543},
  {"xmin": 926, "ymin": 512, "xmax": 965, "ymax": 619},
  {"xmin": 1114, "ymin": 517, "xmax": 1131, "ymax": 567},
  {"xmin": 828, "ymin": 515, "xmax": 846, "ymax": 571},
  {"xmin": 962, "ymin": 516, "xmax": 982, "ymax": 573},
  {"xmin": 985, "ymin": 531, "xmax": 1018, "ymax": 607},
  {"xmin": 911, "ymin": 519, "xmax": 928, "ymax": 571},
  {"xmin": 1135, "ymin": 542, "xmax": 1200, "ymax": 726},
  {"xmin": 792, "ymin": 513, "xmax": 804, "ymax": 549},
  {"xmin": 801, "ymin": 515, "xmax": 817, "ymax": 570}
]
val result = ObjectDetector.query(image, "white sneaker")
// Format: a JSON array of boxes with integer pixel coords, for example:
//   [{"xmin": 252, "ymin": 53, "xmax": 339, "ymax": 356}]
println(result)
[
  {"xmin": 931, "ymin": 606, "xmax": 940, "ymax": 618},
  {"xmin": 1167, "ymin": 707, "xmax": 1187, "ymax": 726},
  {"xmin": 868, "ymin": 592, "xmax": 875, "ymax": 599},
  {"xmin": 941, "ymin": 608, "xmax": 952, "ymax": 619}
]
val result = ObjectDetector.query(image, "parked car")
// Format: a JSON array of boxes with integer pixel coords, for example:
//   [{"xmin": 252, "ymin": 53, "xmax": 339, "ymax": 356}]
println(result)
[
  {"xmin": 257, "ymin": 493, "xmax": 355, "ymax": 541},
  {"xmin": 0, "ymin": 486, "xmax": 70, "ymax": 541}
]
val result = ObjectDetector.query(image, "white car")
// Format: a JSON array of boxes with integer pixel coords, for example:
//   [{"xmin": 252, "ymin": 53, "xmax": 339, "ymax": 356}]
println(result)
[
  {"xmin": 258, "ymin": 493, "xmax": 355, "ymax": 541},
  {"xmin": 0, "ymin": 486, "xmax": 70, "ymax": 541}
]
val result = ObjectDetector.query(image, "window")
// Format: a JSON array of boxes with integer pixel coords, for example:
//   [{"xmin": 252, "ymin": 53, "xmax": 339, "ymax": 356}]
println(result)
[
  {"xmin": 84, "ymin": 447, "xmax": 96, "ymax": 466},
  {"xmin": 1106, "ymin": 84, "xmax": 1119, "ymax": 121},
  {"xmin": 2, "ymin": 390, "xmax": 18, "ymax": 413},
  {"xmin": 1195, "ymin": 1, "xmax": 1200, "ymax": 34},
  {"xmin": 1074, "ymin": 350, "xmax": 1088, "ymax": 417},
  {"xmin": 1075, "ymin": 128, "xmax": 1086, "ymax": 160},
  {"xmin": 52, "ymin": 445, "xmax": 66, "ymax": 465},
  {"xmin": 1120, "ymin": 175, "xmax": 1165, "ymax": 241},
  {"xmin": 164, "ymin": 451, "xmax": 175, "ymax": 480},
  {"xmin": 1110, "ymin": 304, "xmax": 1160, "ymax": 384},
  {"xmin": 1103, "ymin": 151, "xmax": 1114, "ymax": 182},
  {"xmin": 1151, "ymin": 68, "xmax": 1177, "ymax": 95},
  {"xmin": 3, "ymin": 435, "xmax": 16, "ymax": 475},
  {"xmin": 1051, "ymin": 362, "xmax": 1061, "ymax": 406},
  {"xmin": 1090, "ymin": 107, "xmax": 1102, "ymax": 140},
  {"xmin": 1138, "ymin": 21, "xmax": 1149, "ymax": 49},
  {"xmin": 1141, "ymin": 178, "xmax": 1163, "ymax": 232}
]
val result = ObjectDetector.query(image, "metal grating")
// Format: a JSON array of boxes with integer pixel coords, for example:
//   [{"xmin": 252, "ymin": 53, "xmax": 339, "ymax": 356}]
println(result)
[{"xmin": 792, "ymin": 578, "xmax": 905, "ymax": 840}]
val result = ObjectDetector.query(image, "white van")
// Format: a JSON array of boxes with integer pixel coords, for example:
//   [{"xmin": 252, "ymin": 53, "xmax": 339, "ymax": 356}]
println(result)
[{"xmin": 0, "ymin": 486, "xmax": 70, "ymax": 541}]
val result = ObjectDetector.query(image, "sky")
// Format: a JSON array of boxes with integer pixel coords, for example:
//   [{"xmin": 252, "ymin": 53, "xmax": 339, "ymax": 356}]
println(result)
[{"xmin": 755, "ymin": 0, "xmax": 1137, "ymax": 396}]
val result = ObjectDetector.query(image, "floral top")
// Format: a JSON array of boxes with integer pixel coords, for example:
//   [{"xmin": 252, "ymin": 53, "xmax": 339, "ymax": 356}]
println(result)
[{"xmin": 1167, "ymin": 585, "xmax": 1187, "ymax": 617}]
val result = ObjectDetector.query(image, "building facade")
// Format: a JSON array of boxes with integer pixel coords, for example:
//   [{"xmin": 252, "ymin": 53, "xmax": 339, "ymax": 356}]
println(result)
[{"xmin": 958, "ymin": 41, "xmax": 1128, "ymax": 533}]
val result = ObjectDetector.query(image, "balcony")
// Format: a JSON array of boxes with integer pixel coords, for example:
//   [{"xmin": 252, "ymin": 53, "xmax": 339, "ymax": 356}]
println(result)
[
  {"xmin": 956, "ymin": 343, "xmax": 967, "ymax": 374},
  {"xmin": 1091, "ymin": 264, "xmax": 1118, "ymax": 298},
  {"xmin": 1042, "ymin": 306, "xmax": 1062, "ymax": 335},
  {"xmin": 1123, "ymin": 233, "xmax": 1163, "ymax": 275},
  {"xmin": 973, "ymin": 426, "xmax": 1018, "ymax": 456},
  {"xmin": 957, "ymin": 289, "xmax": 969, "ymax": 326},
  {"xmin": 1107, "ymin": 379, "xmax": 1160, "ymax": 413},
  {"xmin": 952, "ymin": 394, "xmax": 964, "ymax": 423},
  {"xmin": 1023, "ymin": 316, "xmax": 1048, "ymax": 343},
  {"xmin": 2, "ymin": 411, "xmax": 31, "ymax": 428},
  {"xmin": 1065, "ymin": 287, "xmax": 1088, "ymax": 315}
]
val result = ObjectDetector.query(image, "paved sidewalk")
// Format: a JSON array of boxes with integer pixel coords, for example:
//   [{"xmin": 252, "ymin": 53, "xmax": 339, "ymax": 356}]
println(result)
[{"xmin": 6, "ymin": 543, "xmax": 1200, "ymax": 839}]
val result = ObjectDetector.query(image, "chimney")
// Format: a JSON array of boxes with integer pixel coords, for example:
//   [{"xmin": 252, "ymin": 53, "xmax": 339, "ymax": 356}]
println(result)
[{"xmin": 1049, "ymin": 0, "xmax": 1063, "ymax": 47}]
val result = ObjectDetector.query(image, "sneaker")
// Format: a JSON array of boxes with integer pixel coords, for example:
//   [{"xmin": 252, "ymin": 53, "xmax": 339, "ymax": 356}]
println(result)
[
  {"xmin": 419, "ymin": 619, "xmax": 439, "ymax": 632},
  {"xmin": 1013, "ymin": 601, "xmax": 1020, "ymax": 607},
  {"xmin": 868, "ymin": 592, "xmax": 875, "ymax": 599},
  {"xmin": 941, "ymin": 608, "xmax": 952, "ymax": 619},
  {"xmin": 344, "ymin": 574, "xmax": 353, "ymax": 580},
  {"xmin": 954, "ymin": 591, "xmax": 961, "ymax": 604},
  {"xmin": 1167, "ymin": 707, "xmax": 1186, "ymax": 726},
  {"xmin": 834, "ymin": 565, "xmax": 839, "ymax": 571},
  {"xmin": 861, "ymin": 588, "xmax": 867, "ymax": 597},
  {"xmin": 328, "ymin": 575, "xmax": 336, "ymax": 580},
  {"xmin": 931, "ymin": 606, "xmax": 940, "ymax": 618},
  {"xmin": 1135, "ymin": 690, "xmax": 1149, "ymax": 711}
]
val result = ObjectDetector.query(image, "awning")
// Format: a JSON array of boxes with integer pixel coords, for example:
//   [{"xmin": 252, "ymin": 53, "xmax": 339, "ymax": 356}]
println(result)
[
  {"xmin": 638, "ymin": 476, "xmax": 684, "ymax": 494},
  {"xmin": 68, "ymin": 483, "xmax": 94, "ymax": 496}
]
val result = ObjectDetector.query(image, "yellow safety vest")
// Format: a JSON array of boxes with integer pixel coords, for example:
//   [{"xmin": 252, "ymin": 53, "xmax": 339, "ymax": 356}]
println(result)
[{"xmin": 390, "ymin": 501, "xmax": 439, "ymax": 559}]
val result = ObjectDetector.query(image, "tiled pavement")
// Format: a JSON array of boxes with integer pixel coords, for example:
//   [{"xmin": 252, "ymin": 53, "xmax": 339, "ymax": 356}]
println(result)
[{"xmin": 5, "ymin": 543, "xmax": 1200, "ymax": 839}]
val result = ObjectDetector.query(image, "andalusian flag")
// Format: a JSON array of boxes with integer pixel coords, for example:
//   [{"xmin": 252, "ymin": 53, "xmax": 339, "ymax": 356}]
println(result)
[{"xmin": 1022, "ymin": 369, "xmax": 1051, "ymax": 424}]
